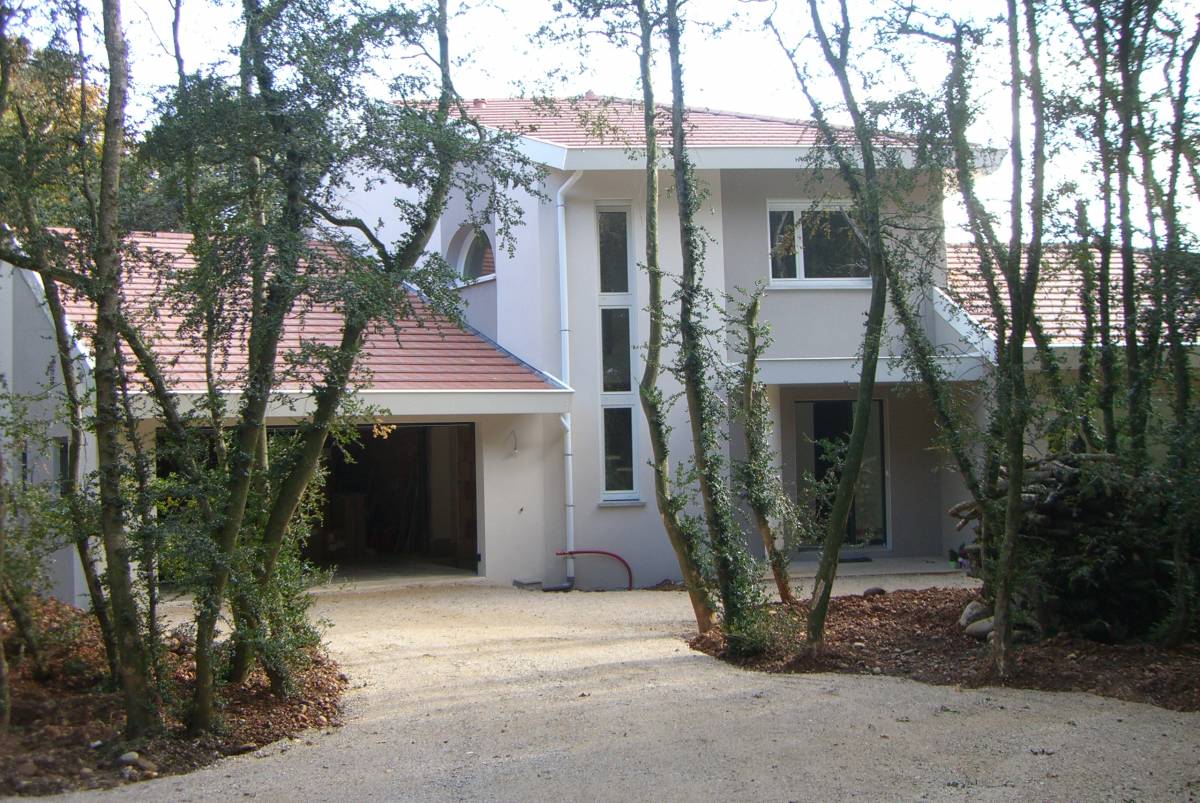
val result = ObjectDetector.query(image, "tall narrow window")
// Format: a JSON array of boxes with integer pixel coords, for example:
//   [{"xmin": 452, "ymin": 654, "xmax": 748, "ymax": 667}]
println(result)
[
  {"xmin": 601, "ymin": 308, "xmax": 631, "ymax": 392},
  {"xmin": 597, "ymin": 205, "xmax": 636, "ymax": 499},
  {"xmin": 56, "ymin": 437, "xmax": 70, "ymax": 495},
  {"xmin": 598, "ymin": 210, "xmax": 630, "ymax": 293},
  {"xmin": 603, "ymin": 407, "xmax": 634, "ymax": 493}
]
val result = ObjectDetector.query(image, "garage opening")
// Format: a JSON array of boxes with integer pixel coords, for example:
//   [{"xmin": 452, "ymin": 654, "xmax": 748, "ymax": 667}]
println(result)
[{"xmin": 306, "ymin": 423, "xmax": 478, "ymax": 573}]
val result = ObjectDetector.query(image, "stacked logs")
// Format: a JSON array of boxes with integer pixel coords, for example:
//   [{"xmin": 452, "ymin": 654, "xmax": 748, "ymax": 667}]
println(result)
[
  {"xmin": 948, "ymin": 452, "xmax": 1175, "ymax": 641},
  {"xmin": 949, "ymin": 453, "xmax": 1123, "ymax": 538}
]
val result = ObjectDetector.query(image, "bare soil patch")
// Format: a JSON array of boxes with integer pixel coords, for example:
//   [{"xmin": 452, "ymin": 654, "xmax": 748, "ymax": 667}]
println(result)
[
  {"xmin": 0, "ymin": 597, "xmax": 346, "ymax": 797},
  {"xmin": 691, "ymin": 587, "xmax": 1200, "ymax": 712}
]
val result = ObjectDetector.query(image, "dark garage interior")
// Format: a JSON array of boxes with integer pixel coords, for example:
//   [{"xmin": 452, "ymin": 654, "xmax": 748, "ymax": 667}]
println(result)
[{"xmin": 306, "ymin": 423, "xmax": 478, "ymax": 572}]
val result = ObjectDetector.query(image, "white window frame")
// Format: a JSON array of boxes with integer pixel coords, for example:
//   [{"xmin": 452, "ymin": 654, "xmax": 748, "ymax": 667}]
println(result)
[
  {"xmin": 766, "ymin": 199, "xmax": 871, "ymax": 290},
  {"xmin": 595, "ymin": 203, "xmax": 639, "ymax": 501},
  {"xmin": 453, "ymin": 226, "xmax": 497, "ymax": 287}
]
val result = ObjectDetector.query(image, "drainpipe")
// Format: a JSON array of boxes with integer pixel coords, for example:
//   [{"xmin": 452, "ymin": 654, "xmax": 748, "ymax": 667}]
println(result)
[{"xmin": 548, "ymin": 170, "xmax": 583, "ymax": 591}]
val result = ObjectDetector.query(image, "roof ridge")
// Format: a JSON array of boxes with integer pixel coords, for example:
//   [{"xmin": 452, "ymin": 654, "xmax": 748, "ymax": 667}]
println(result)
[{"xmin": 470, "ymin": 95, "xmax": 825, "ymax": 129}]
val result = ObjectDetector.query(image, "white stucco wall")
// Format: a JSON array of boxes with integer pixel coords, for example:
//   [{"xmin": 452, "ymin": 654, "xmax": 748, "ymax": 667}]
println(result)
[{"xmin": 0, "ymin": 263, "xmax": 94, "ymax": 607}]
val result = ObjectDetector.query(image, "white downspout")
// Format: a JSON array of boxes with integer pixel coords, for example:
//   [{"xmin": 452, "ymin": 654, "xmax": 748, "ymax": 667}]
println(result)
[{"xmin": 556, "ymin": 170, "xmax": 583, "ymax": 583}]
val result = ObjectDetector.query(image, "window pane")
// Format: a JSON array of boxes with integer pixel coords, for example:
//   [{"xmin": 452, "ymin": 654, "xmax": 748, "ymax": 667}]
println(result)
[
  {"xmin": 603, "ymin": 407, "xmax": 634, "ymax": 492},
  {"xmin": 601, "ymin": 308, "xmax": 632, "ymax": 392},
  {"xmin": 769, "ymin": 209, "xmax": 797, "ymax": 279},
  {"xmin": 795, "ymin": 399, "xmax": 885, "ymax": 547},
  {"xmin": 801, "ymin": 210, "xmax": 867, "ymax": 278},
  {"xmin": 463, "ymin": 232, "xmax": 493, "ymax": 280},
  {"xmin": 598, "ymin": 210, "xmax": 629, "ymax": 293}
]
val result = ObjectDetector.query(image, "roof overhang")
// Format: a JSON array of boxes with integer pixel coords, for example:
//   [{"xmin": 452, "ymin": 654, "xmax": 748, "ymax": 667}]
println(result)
[
  {"xmin": 513, "ymin": 132, "xmax": 996, "ymax": 173},
  {"xmin": 129, "ymin": 387, "xmax": 575, "ymax": 420},
  {"xmin": 757, "ymin": 354, "xmax": 989, "ymax": 385}
]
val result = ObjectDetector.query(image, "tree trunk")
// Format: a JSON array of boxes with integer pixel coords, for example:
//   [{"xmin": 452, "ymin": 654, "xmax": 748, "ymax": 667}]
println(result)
[
  {"xmin": 790, "ymin": 0, "xmax": 891, "ymax": 644},
  {"xmin": 738, "ymin": 296, "xmax": 794, "ymax": 606},
  {"xmin": 0, "ymin": 449, "xmax": 9, "ymax": 733},
  {"xmin": 218, "ymin": 0, "xmax": 465, "ymax": 688},
  {"xmin": 94, "ymin": 0, "xmax": 160, "ymax": 738},
  {"xmin": 666, "ymin": 0, "xmax": 763, "ymax": 649},
  {"xmin": 634, "ymin": 0, "xmax": 717, "ymax": 632}
]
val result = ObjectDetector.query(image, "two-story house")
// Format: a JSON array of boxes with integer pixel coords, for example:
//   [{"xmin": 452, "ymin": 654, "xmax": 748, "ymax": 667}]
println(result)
[{"xmin": 344, "ymin": 96, "xmax": 991, "ymax": 589}]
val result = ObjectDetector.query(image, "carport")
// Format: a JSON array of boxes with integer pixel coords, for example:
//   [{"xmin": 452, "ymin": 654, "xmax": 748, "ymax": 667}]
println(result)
[{"xmin": 308, "ymin": 423, "xmax": 478, "ymax": 572}]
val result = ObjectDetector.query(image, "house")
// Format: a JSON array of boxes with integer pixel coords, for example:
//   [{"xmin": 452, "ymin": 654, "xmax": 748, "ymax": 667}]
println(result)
[
  {"xmin": 4, "ymin": 97, "xmax": 1003, "ymax": 601},
  {"xmin": 340, "ymin": 97, "xmax": 994, "ymax": 588}
]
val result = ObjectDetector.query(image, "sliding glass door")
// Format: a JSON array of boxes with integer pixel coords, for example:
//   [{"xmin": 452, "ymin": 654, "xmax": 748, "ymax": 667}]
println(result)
[{"xmin": 795, "ymin": 399, "xmax": 887, "ymax": 548}]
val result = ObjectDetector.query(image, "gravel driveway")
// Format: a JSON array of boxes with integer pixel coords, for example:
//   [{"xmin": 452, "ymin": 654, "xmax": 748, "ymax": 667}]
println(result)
[{"xmin": 57, "ymin": 572, "xmax": 1200, "ymax": 802}]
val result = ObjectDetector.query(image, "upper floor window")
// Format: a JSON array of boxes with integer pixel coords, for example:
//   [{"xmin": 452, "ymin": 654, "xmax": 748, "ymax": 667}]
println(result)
[
  {"xmin": 460, "ymin": 230, "xmax": 495, "ymax": 282},
  {"xmin": 768, "ymin": 202, "xmax": 868, "ymax": 285},
  {"xmin": 597, "ymin": 208, "xmax": 631, "ymax": 293}
]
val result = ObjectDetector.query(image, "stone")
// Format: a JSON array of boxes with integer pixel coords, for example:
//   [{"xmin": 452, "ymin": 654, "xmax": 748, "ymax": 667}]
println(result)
[
  {"xmin": 965, "ymin": 616, "xmax": 994, "ymax": 640},
  {"xmin": 119, "ymin": 766, "xmax": 137, "ymax": 781},
  {"xmin": 958, "ymin": 600, "xmax": 992, "ymax": 628},
  {"xmin": 116, "ymin": 751, "xmax": 140, "ymax": 767},
  {"xmin": 862, "ymin": 587, "xmax": 886, "ymax": 597},
  {"xmin": 15, "ymin": 760, "xmax": 38, "ymax": 775},
  {"xmin": 1013, "ymin": 627, "xmax": 1038, "ymax": 645},
  {"xmin": 134, "ymin": 757, "xmax": 157, "ymax": 773}
]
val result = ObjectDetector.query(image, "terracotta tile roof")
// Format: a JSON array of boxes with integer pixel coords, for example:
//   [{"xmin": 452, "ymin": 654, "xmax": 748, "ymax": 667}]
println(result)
[
  {"xmin": 59, "ymin": 231, "xmax": 559, "ymax": 392},
  {"xmin": 463, "ymin": 96, "xmax": 833, "ymax": 148},
  {"xmin": 945, "ymin": 243, "xmax": 1141, "ymax": 345}
]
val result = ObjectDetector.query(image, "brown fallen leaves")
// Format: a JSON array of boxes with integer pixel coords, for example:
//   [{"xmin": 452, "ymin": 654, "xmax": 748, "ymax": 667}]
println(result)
[
  {"xmin": 690, "ymin": 587, "xmax": 1199, "ymax": 713},
  {"xmin": 1, "ymin": 597, "xmax": 346, "ymax": 797}
]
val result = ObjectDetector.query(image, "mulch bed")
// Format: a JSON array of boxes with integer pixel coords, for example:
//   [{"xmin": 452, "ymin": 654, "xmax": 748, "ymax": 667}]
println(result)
[
  {"xmin": 1, "ymin": 597, "xmax": 346, "ymax": 797},
  {"xmin": 690, "ymin": 587, "xmax": 1200, "ymax": 713}
]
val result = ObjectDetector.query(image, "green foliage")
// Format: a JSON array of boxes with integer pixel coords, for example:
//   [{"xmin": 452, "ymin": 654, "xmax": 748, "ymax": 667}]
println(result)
[
  {"xmin": 1001, "ymin": 456, "xmax": 1191, "ymax": 641},
  {"xmin": 0, "ymin": 387, "xmax": 70, "ymax": 600}
]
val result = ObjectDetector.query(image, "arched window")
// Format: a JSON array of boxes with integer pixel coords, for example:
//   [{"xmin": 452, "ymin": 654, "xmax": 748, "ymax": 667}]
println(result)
[{"xmin": 461, "ymin": 230, "xmax": 495, "ymax": 281}]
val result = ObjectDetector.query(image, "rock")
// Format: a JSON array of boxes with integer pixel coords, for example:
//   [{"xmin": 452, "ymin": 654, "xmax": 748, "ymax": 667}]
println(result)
[
  {"xmin": 119, "ymin": 766, "xmax": 137, "ymax": 781},
  {"xmin": 116, "ymin": 751, "xmax": 140, "ymax": 767},
  {"xmin": 223, "ymin": 742, "xmax": 257, "ymax": 756},
  {"xmin": 965, "ymin": 616, "xmax": 994, "ymax": 640},
  {"xmin": 134, "ymin": 757, "xmax": 157, "ymax": 773},
  {"xmin": 1013, "ymin": 627, "xmax": 1038, "ymax": 645},
  {"xmin": 15, "ymin": 760, "xmax": 38, "ymax": 775},
  {"xmin": 958, "ymin": 600, "xmax": 992, "ymax": 628},
  {"xmin": 863, "ymin": 587, "xmax": 886, "ymax": 597}
]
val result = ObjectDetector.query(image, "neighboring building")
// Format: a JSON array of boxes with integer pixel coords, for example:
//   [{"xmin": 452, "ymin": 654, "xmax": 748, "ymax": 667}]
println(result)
[
  {"xmin": 4, "ymin": 97, "xmax": 1009, "ymax": 599},
  {"xmin": 0, "ymin": 263, "xmax": 96, "ymax": 606}
]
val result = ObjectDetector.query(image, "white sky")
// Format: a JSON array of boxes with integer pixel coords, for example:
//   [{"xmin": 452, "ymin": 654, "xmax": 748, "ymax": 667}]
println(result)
[{"xmin": 115, "ymin": 0, "xmax": 1195, "ymax": 243}]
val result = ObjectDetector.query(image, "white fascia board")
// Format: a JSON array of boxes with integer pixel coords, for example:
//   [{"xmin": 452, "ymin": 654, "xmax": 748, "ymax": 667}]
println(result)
[
  {"xmin": 129, "ymin": 387, "xmax": 574, "ymax": 420},
  {"xmin": 932, "ymin": 286, "xmax": 996, "ymax": 359},
  {"xmin": 514, "ymin": 136, "xmax": 568, "ymax": 170},
  {"xmin": 514, "ymin": 131, "xmax": 994, "ymax": 173},
  {"xmin": 553, "ymin": 145, "xmax": 946, "ymax": 172},
  {"xmin": 757, "ymin": 354, "xmax": 990, "ymax": 385},
  {"xmin": 557, "ymin": 145, "xmax": 822, "ymax": 171}
]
